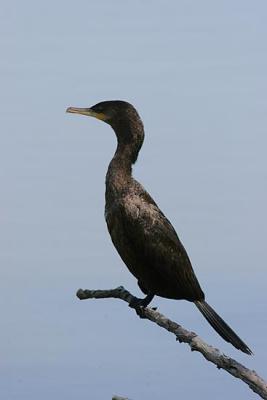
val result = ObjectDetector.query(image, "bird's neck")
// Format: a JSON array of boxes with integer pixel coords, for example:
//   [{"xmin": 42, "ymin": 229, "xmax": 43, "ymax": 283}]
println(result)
[
  {"xmin": 105, "ymin": 143, "xmax": 135, "ymax": 200},
  {"xmin": 105, "ymin": 122, "xmax": 144, "ymax": 203}
]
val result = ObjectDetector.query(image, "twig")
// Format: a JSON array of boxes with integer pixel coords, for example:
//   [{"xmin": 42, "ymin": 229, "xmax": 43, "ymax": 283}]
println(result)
[{"xmin": 77, "ymin": 286, "xmax": 267, "ymax": 400}]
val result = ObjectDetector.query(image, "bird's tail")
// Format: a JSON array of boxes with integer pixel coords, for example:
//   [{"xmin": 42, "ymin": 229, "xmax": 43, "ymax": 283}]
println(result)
[{"xmin": 194, "ymin": 300, "xmax": 252, "ymax": 355}]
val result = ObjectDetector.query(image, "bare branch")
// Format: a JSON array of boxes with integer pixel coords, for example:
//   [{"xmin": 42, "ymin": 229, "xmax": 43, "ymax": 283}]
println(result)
[{"xmin": 77, "ymin": 286, "xmax": 267, "ymax": 400}]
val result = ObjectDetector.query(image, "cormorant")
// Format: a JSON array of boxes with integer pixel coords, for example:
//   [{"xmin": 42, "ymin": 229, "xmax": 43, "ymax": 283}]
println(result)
[{"xmin": 66, "ymin": 100, "xmax": 252, "ymax": 355}]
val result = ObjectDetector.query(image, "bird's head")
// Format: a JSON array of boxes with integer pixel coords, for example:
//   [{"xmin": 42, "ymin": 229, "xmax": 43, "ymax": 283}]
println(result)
[
  {"xmin": 66, "ymin": 100, "xmax": 144, "ymax": 161},
  {"xmin": 66, "ymin": 100, "xmax": 141, "ymax": 128}
]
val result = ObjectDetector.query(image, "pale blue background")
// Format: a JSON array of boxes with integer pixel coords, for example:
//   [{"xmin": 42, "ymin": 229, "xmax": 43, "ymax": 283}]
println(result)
[{"xmin": 1, "ymin": 1, "xmax": 266, "ymax": 399}]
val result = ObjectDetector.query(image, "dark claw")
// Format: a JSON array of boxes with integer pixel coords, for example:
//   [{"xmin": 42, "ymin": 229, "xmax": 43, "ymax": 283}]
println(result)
[
  {"xmin": 135, "ymin": 306, "xmax": 147, "ymax": 318},
  {"xmin": 129, "ymin": 297, "xmax": 147, "ymax": 318},
  {"xmin": 129, "ymin": 292, "xmax": 154, "ymax": 308},
  {"xmin": 129, "ymin": 296, "xmax": 147, "ymax": 308},
  {"xmin": 129, "ymin": 294, "xmax": 156, "ymax": 318}
]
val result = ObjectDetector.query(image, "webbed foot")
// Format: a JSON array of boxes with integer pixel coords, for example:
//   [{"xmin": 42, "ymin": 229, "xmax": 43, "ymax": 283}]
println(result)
[{"xmin": 129, "ymin": 293, "xmax": 155, "ymax": 318}]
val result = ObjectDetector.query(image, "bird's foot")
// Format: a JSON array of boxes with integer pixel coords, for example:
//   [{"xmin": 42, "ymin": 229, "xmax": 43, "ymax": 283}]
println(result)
[
  {"xmin": 128, "ymin": 297, "xmax": 147, "ymax": 318},
  {"xmin": 129, "ymin": 294, "xmax": 156, "ymax": 318},
  {"xmin": 129, "ymin": 296, "xmax": 147, "ymax": 308}
]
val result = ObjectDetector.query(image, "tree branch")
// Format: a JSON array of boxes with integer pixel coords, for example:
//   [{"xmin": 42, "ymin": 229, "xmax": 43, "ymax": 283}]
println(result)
[{"xmin": 77, "ymin": 286, "xmax": 267, "ymax": 400}]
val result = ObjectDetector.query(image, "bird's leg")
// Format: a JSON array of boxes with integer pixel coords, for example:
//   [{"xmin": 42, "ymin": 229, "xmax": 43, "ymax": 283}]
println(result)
[
  {"xmin": 141, "ymin": 292, "xmax": 155, "ymax": 307},
  {"xmin": 129, "ymin": 293, "xmax": 155, "ymax": 318}
]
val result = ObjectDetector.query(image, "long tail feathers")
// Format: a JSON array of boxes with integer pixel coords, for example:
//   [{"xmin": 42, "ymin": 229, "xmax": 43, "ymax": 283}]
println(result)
[{"xmin": 194, "ymin": 300, "xmax": 252, "ymax": 355}]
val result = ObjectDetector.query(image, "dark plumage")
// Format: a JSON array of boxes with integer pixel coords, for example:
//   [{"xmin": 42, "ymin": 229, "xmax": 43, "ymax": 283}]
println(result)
[{"xmin": 66, "ymin": 100, "xmax": 252, "ymax": 355}]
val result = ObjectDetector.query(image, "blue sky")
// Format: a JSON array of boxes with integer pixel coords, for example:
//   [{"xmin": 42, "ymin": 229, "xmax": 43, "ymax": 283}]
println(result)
[{"xmin": 1, "ymin": 1, "xmax": 267, "ymax": 399}]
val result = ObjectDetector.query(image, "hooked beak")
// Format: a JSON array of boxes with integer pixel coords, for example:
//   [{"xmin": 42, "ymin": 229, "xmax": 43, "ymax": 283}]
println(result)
[{"xmin": 66, "ymin": 107, "xmax": 108, "ymax": 121}]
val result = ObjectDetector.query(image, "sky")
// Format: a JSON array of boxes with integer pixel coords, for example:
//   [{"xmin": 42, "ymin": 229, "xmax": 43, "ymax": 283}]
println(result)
[{"xmin": 0, "ymin": 1, "xmax": 267, "ymax": 399}]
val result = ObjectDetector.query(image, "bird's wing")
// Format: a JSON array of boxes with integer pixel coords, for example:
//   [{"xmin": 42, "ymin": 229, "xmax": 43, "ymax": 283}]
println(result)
[{"xmin": 107, "ymin": 190, "xmax": 204, "ymax": 300}]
